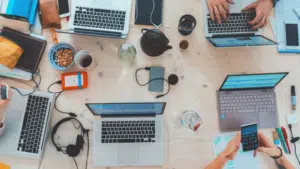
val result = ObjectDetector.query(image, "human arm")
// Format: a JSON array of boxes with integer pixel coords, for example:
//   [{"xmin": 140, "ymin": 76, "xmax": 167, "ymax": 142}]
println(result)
[
  {"xmin": 205, "ymin": 133, "xmax": 241, "ymax": 169},
  {"xmin": 242, "ymin": 0, "xmax": 276, "ymax": 29},
  {"xmin": 255, "ymin": 132, "xmax": 296, "ymax": 169}
]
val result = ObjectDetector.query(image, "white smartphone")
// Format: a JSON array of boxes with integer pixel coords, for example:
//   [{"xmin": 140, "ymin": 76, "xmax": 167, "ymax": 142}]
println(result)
[
  {"xmin": 285, "ymin": 22, "xmax": 300, "ymax": 50},
  {"xmin": 58, "ymin": 0, "xmax": 70, "ymax": 18}
]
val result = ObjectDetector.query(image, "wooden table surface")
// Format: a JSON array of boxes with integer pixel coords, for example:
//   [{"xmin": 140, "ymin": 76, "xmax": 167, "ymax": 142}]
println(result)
[{"xmin": 1, "ymin": 0, "xmax": 300, "ymax": 169}]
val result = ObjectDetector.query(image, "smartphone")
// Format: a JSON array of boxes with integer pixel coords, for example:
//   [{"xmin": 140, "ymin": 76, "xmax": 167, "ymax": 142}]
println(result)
[
  {"xmin": 148, "ymin": 66, "xmax": 165, "ymax": 92},
  {"xmin": 1, "ymin": 85, "xmax": 9, "ymax": 100},
  {"xmin": 58, "ymin": 0, "xmax": 70, "ymax": 18},
  {"xmin": 285, "ymin": 23, "xmax": 299, "ymax": 49},
  {"xmin": 241, "ymin": 123, "xmax": 258, "ymax": 152}
]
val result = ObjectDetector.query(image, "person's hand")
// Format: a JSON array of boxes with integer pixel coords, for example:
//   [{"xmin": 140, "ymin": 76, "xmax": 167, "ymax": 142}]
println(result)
[
  {"xmin": 222, "ymin": 132, "xmax": 241, "ymax": 160},
  {"xmin": 242, "ymin": 0, "xmax": 274, "ymax": 29},
  {"xmin": 254, "ymin": 132, "xmax": 281, "ymax": 157},
  {"xmin": 207, "ymin": 0, "xmax": 234, "ymax": 24},
  {"xmin": 0, "ymin": 85, "xmax": 12, "ymax": 123}
]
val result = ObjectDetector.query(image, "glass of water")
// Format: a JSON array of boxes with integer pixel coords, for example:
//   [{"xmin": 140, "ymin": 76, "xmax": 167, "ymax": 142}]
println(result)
[{"xmin": 118, "ymin": 44, "xmax": 137, "ymax": 67}]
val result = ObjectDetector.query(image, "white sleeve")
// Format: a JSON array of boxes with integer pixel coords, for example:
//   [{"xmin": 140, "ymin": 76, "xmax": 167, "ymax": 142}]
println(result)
[{"xmin": 0, "ymin": 123, "xmax": 5, "ymax": 136}]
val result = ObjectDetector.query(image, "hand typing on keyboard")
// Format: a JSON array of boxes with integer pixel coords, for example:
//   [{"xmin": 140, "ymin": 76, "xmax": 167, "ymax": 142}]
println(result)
[
  {"xmin": 207, "ymin": 0, "xmax": 275, "ymax": 29},
  {"xmin": 206, "ymin": 0, "xmax": 234, "ymax": 24},
  {"xmin": 242, "ymin": 0, "xmax": 274, "ymax": 29}
]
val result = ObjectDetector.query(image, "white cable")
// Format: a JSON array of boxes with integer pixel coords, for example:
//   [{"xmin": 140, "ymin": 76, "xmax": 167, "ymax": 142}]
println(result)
[
  {"xmin": 150, "ymin": 0, "xmax": 161, "ymax": 28},
  {"xmin": 135, "ymin": 0, "xmax": 162, "ymax": 28}
]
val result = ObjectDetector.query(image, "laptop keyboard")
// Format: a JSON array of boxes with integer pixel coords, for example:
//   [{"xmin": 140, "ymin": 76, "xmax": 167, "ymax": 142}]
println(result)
[
  {"xmin": 207, "ymin": 12, "xmax": 257, "ymax": 34},
  {"xmin": 74, "ymin": 6, "xmax": 126, "ymax": 31},
  {"xmin": 101, "ymin": 121, "xmax": 156, "ymax": 143},
  {"xmin": 17, "ymin": 95, "xmax": 49, "ymax": 154},
  {"xmin": 219, "ymin": 92, "xmax": 276, "ymax": 113},
  {"xmin": 102, "ymin": 103, "xmax": 154, "ymax": 110}
]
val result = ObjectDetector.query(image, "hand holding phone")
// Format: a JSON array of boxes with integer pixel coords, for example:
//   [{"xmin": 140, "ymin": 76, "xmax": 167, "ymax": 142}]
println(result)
[{"xmin": 241, "ymin": 123, "xmax": 258, "ymax": 152}]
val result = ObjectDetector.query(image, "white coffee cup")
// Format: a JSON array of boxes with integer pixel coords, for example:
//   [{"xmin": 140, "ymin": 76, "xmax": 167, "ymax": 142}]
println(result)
[{"xmin": 74, "ymin": 50, "xmax": 96, "ymax": 70}]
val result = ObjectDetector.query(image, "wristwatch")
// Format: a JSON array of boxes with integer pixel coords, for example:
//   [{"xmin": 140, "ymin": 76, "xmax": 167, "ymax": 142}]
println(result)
[
  {"xmin": 272, "ymin": 0, "xmax": 279, "ymax": 7},
  {"xmin": 271, "ymin": 147, "xmax": 283, "ymax": 159}
]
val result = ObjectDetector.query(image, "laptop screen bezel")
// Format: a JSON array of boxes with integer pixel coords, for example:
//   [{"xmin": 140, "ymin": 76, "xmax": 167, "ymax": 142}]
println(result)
[
  {"xmin": 219, "ymin": 72, "xmax": 289, "ymax": 91},
  {"xmin": 207, "ymin": 35, "xmax": 278, "ymax": 48},
  {"xmin": 85, "ymin": 102, "xmax": 167, "ymax": 117}
]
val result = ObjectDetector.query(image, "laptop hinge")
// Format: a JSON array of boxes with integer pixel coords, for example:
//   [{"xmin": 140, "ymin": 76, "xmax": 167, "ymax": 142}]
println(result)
[
  {"xmin": 102, "ymin": 114, "xmax": 156, "ymax": 118},
  {"xmin": 74, "ymin": 28, "xmax": 123, "ymax": 38},
  {"xmin": 212, "ymin": 33, "xmax": 256, "ymax": 38}
]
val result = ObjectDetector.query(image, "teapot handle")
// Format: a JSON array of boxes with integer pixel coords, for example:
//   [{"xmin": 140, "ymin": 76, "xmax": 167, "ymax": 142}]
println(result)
[{"xmin": 141, "ymin": 28, "xmax": 150, "ymax": 34}]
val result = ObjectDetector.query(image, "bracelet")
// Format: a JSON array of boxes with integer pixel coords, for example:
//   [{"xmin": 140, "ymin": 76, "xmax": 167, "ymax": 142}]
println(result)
[{"xmin": 271, "ymin": 147, "xmax": 283, "ymax": 159}]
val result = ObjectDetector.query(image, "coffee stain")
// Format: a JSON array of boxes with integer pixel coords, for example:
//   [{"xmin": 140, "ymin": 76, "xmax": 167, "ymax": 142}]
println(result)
[
  {"xmin": 96, "ymin": 41, "xmax": 104, "ymax": 51},
  {"xmin": 203, "ymin": 85, "xmax": 208, "ymax": 88},
  {"xmin": 197, "ymin": 52, "xmax": 200, "ymax": 56},
  {"xmin": 180, "ymin": 76, "xmax": 185, "ymax": 79}
]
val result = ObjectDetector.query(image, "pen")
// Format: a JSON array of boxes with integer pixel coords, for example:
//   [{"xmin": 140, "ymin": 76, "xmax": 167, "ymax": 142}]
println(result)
[
  {"xmin": 291, "ymin": 86, "xmax": 296, "ymax": 110},
  {"xmin": 276, "ymin": 128, "xmax": 289, "ymax": 153},
  {"xmin": 281, "ymin": 127, "xmax": 292, "ymax": 154}
]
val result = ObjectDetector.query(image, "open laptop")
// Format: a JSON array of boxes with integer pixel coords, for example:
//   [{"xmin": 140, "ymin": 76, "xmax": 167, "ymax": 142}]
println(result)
[
  {"xmin": 56, "ymin": 0, "xmax": 132, "ymax": 39},
  {"xmin": 203, "ymin": 0, "xmax": 277, "ymax": 47},
  {"xmin": 0, "ymin": 89, "xmax": 54, "ymax": 160},
  {"xmin": 217, "ymin": 73, "xmax": 288, "ymax": 132},
  {"xmin": 86, "ymin": 102, "xmax": 165, "ymax": 167}
]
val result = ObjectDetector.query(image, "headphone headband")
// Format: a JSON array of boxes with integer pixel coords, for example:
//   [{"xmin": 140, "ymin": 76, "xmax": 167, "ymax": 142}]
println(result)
[{"xmin": 51, "ymin": 117, "xmax": 86, "ymax": 152}]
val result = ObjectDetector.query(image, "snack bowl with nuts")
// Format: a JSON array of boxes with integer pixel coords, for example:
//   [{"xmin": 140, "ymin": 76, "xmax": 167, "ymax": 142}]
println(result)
[{"xmin": 48, "ymin": 43, "xmax": 76, "ymax": 71}]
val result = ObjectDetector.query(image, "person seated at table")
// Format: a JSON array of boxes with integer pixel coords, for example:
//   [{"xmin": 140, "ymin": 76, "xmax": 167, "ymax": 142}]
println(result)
[
  {"xmin": 206, "ymin": 0, "xmax": 278, "ymax": 29},
  {"xmin": 205, "ymin": 132, "xmax": 296, "ymax": 169},
  {"xmin": 0, "ymin": 85, "xmax": 12, "ymax": 136}
]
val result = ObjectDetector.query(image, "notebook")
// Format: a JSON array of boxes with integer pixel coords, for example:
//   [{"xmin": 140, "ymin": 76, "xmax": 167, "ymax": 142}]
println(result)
[
  {"xmin": 5, "ymin": 0, "xmax": 38, "ymax": 24},
  {"xmin": 135, "ymin": 0, "xmax": 163, "ymax": 26},
  {"xmin": 1, "ymin": 27, "xmax": 47, "ymax": 73},
  {"xmin": 213, "ymin": 133, "xmax": 260, "ymax": 169}
]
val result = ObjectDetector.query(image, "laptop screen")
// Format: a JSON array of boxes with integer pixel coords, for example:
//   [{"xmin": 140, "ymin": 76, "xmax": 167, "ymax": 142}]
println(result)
[
  {"xmin": 86, "ymin": 102, "xmax": 166, "ymax": 116},
  {"xmin": 220, "ymin": 73, "xmax": 288, "ymax": 90},
  {"xmin": 207, "ymin": 35, "xmax": 277, "ymax": 47}
]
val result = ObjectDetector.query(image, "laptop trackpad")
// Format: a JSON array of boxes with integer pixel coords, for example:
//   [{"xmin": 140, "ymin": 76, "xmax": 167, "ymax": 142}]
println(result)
[{"xmin": 118, "ymin": 147, "xmax": 139, "ymax": 163}]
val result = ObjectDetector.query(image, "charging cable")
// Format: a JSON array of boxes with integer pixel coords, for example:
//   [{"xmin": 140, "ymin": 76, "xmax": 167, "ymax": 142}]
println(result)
[
  {"xmin": 135, "ymin": 67, "xmax": 178, "ymax": 98},
  {"xmin": 11, "ymin": 68, "xmax": 41, "ymax": 96},
  {"xmin": 288, "ymin": 124, "xmax": 300, "ymax": 165},
  {"xmin": 47, "ymin": 80, "xmax": 77, "ymax": 117}
]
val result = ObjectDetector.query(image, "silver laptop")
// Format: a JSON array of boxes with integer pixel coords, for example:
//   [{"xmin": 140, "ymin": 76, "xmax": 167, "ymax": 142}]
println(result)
[
  {"xmin": 217, "ymin": 73, "xmax": 288, "ymax": 132},
  {"xmin": 56, "ymin": 0, "xmax": 132, "ymax": 39},
  {"xmin": 86, "ymin": 102, "xmax": 165, "ymax": 167},
  {"xmin": 203, "ymin": 0, "xmax": 277, "ymax": 47},
  {"xmin": 0, "ymin": 89, "xmax": 54, "ymax": 160}
]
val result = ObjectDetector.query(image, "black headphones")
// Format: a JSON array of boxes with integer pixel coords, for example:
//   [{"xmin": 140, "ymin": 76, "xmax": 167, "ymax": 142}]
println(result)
[{"xmin": 51, "ymin": 117, "xmax": 89, "ymax": 169}]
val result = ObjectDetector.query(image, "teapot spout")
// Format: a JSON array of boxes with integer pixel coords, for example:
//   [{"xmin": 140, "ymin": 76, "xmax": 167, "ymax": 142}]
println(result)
[{"xmin": 166, "ymin": 45, "xmax": 173, "ymax": 50}]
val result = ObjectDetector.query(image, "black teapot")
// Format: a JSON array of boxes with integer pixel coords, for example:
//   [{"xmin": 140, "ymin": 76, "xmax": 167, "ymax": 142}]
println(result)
[{"xmin": 140, "ymin": 28, "xmax": 172, "ymax": 57}]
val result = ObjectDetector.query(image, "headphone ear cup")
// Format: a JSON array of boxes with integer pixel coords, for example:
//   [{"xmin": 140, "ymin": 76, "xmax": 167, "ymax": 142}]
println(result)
[
  {"xmin": 66, "ymin": 144, "xmax": 81, "ymax": 157},
  {"xmin": 76, "ymin": 135, "xmax": 84, "ymax": 150}
]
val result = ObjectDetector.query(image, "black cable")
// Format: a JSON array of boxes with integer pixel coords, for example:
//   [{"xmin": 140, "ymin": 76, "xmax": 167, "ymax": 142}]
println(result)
[
  {"xmin": 11, "ymin": 68, "xmax": 41, "ymax": 96},
  {"xmin": 288, "ymin": 124, "xmax": 300, "ymax": 165},
  {"xmin": 85, "ymin": 130, "xmax": 90, "ymax": 169},
  {"xmin": 72, "ymin": 157, "xmax": 79, "ymax": 169},
  {"xmin": 135, "ymin": 67, "xmax": 171, "ymax": 98},
  {"xmin": 47, "ymin": 81, "xmax": 77, "ymax": 117}
]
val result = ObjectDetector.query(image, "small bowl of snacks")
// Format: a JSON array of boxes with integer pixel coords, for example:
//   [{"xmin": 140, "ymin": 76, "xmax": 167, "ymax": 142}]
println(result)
[{"xmin": 48, "ymin": 43, "xmax": 75, "ymax": 71}]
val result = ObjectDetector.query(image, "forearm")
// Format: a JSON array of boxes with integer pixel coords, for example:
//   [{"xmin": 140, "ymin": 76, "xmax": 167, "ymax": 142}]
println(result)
[
  {"xmin": 276, "ymin": 156, "xmax": 296, "ymax": 169},
  {"xmin": 205, "ymin": 153, "xmax": 229, "ymax": 169}
]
